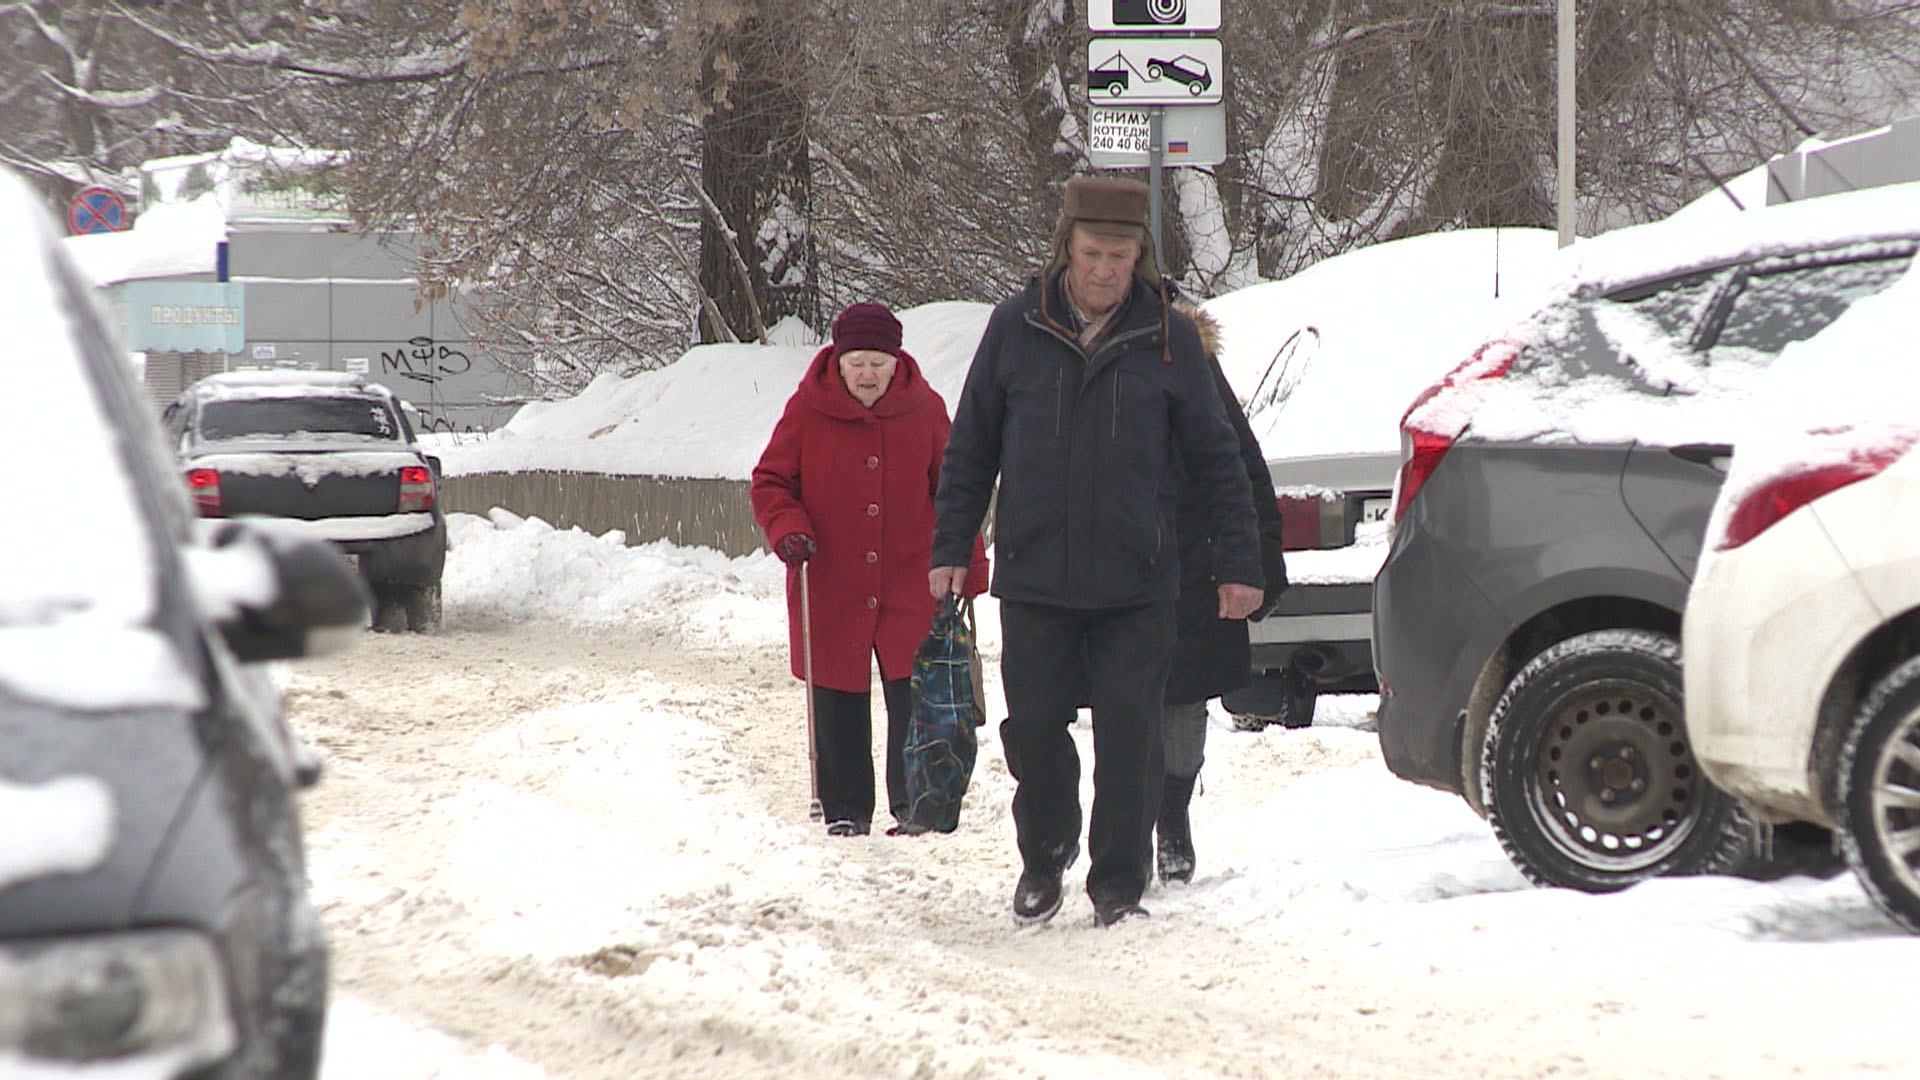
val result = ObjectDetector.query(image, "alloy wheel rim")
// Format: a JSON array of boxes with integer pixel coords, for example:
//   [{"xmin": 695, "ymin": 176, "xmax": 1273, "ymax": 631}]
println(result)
[{"xmin": 1866, "ymin": 706, "xmax": 1920, "ymax": 898}]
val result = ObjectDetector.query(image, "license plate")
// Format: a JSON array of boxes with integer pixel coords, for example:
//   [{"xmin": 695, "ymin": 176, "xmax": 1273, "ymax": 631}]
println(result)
[{"xmin": 1360, "ymin": 497, "xmax": 1391, "ymax": 523}]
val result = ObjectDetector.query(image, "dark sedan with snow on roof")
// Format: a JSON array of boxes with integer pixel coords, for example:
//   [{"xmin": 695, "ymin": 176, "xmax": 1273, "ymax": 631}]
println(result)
[{"xmin": 163, "ymin": 372, "xmax": 448, "ymax": 633}]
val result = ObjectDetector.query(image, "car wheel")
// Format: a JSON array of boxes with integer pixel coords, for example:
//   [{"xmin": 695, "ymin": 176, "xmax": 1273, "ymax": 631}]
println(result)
[
  {"xmin": 1481, "ymin": 629, "xmax": 1752, "ymax": 893},
  {"xmin": 370, "ymin": 584, "xmax": 408, "ymax": 633},
  {"xmin": 1274, "ymin": 667, "xmax": 1316, "ymax": 729},
  {"xmin": 1146, "ymin": 63, "xmax": 1163, "ymax": 80},
  {"xmin": 1837, "ymin": 654, "xmax": 1920, "ymax": 932},
  {"xmin": 402, "ymin": 582, "xmax": 443, "ymax": 633},
  {"xmin": 1229, "ymin": 709, "xmax": 1270, "ymax": 732},
  {"xmin": 1108, "ymin": 82, "xmax": 1124, "ymax": 97},
  {"xmin": 1226, "ymin": 668, "xmax": 1316, "ymax": 731},
  {"xmin": 1189, "ymin": 80, "xmax": 1205, "ymax": 95},
  {"xmin": 269, "ymin": 943, "xmax": 328, "ymax": 1079}
]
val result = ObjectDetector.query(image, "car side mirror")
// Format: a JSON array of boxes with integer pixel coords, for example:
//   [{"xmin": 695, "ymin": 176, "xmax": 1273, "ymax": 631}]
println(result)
[{"xmin": 185, "ymin": 519, "xmax": 372, "ymax": 662}]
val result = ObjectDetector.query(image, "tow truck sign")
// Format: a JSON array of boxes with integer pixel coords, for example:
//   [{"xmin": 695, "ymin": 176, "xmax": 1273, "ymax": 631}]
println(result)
[{"xmin": 1087, "ymin": 38, "xmax": 1223, "ymax": 107}]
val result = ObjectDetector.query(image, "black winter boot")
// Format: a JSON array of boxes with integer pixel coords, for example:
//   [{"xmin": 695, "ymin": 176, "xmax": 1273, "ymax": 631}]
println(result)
[{"xmin": 1156, "ymin": 772, "xmax": 1198, "ymax": 884}]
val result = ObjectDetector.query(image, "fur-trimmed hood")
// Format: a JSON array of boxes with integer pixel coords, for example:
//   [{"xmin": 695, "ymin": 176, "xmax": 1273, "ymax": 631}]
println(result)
[{"xmin": 1172, "ymin": 296, "xmax": 1221, "ymax": 359}]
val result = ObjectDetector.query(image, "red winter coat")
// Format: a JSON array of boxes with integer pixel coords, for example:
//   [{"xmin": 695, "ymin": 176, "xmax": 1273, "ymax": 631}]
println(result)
[{"xmin": 751, "ymin": 345, "xmax": 988, "ymax": 692}]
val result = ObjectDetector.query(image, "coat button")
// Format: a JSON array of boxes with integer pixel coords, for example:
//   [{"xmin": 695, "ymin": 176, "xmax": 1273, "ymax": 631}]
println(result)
[
  {"xmin": 866, "ymin": 551, "xmax": 878, "ymax": 564},
  {"xmin": 866, "ymin": 455, "xmax": 879, "ymax": 468},
  {"xmin": 866, "ymin": 503, "xmax": 879, "ymax": 516},
  {"xmin": 866, "ymin": 596, "xmax": 878, "ymax": 609}
]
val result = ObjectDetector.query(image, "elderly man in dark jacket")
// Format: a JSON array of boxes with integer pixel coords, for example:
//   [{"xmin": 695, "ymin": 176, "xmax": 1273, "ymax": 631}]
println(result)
[{"xmin": 929, "ymin": 175, "xmax": 1264, "ymax": 928}]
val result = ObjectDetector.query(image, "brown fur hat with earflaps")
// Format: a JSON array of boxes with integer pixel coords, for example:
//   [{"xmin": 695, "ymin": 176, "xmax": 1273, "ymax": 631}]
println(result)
[{"xmin": 1044, "ymin": 175, "xmax": 1161, "ymax": 285}]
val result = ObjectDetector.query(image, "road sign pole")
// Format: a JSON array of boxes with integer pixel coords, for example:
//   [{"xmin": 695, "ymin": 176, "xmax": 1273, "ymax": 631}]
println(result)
[{"xmin": 1148, "ymin": 106, "xmax": 1165, "ymax": 258}]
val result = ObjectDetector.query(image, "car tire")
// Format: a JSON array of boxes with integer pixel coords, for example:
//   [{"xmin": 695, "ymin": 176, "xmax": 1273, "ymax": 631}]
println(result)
[
  {"xmin": 1836, "ymin": 654, "xmax": 1920, "ymax": 932},
  {"xmin": 1146, "ymin": 63, "xmax": 1163, "ymax": 80},
  {"xmin": 1481, "ymin": 629, "xmax": 1753, "ymax": 893},
  {"xmin": 370, "ymin": 584, "xmax": 408, "ymax": 633},
  {"xmin": 1274, "ymin": 667, "xmax": 1316, "ymax": 729},
  {"xmin": 1229, "ymin": 709, "xmax": 1271, "ymax": 732},
  {"xmin": 1226, "ymin": 668, "xmax": 1316, "ymax": 731},
  {"xmin": 402, "ymin": 582, "xmax": 443, "ymax": 633},
  {"xmin": 269, "ymin": 945, "xmax": 329, "ymax": 1079}
]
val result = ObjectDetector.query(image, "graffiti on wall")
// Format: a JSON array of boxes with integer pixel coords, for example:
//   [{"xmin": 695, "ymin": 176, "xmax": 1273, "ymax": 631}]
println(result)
[
  {"xmin": 379, "ymin": 336, "xmax": 487, "ymax": 434},
  {"xmin": 410, "ymin": 407, "xmax": 484, "ymax": 436},
  {"xmin": 379, "ymin": 336, "xmax": 472, "ymax": 384}
]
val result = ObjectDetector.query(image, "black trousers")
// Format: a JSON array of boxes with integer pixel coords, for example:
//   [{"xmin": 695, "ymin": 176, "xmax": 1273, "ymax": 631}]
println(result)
[
  {"xmin": 1000, "ymin": 599, "xmax": 1177, "ymax": 907},
  {"xmin": 812, "ymin": 675, "xmax": 912, "ymax": 828}
]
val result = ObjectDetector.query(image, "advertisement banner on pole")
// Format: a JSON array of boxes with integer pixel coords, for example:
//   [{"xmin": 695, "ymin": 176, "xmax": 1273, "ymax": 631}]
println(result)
[{"xmin": 1088, "ymin": 104, "xmax": 1226, "ymax": 169}]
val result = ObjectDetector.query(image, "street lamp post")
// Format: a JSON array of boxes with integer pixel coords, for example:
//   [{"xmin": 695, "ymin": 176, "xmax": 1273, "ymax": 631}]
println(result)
[{"xmin": 1557, "ymin": 0, "xmax": 1575, "ymax": 248}]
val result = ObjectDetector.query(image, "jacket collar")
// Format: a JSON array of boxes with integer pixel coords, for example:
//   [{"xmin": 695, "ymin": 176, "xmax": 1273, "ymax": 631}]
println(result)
[{"xmin": 1026, "ymin": 270, "xmax": 1164, "ymax": 352}]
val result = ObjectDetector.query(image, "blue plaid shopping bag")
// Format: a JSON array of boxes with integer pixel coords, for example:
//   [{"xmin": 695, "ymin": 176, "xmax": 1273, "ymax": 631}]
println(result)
[{"xmin": 900, "ymin": 595, "xmax": 985, "ymax": 834}]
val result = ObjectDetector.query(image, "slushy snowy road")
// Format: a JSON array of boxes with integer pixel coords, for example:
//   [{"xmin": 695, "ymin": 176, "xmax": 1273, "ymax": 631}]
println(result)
[{"xmin": 286, "ymin": 587, "xmax": 1919, "ymax": 1080}]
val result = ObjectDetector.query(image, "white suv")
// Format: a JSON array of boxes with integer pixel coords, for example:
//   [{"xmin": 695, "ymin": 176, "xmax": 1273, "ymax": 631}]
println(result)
[{"xmin": 1684, "ymin": 263, "xmax": 1920, "ymax": 931}]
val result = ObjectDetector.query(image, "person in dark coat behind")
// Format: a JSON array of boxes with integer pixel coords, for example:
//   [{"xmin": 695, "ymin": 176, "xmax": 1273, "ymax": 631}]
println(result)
[
  {"xmin": 752, "ymin": 302, "xmax": 988, "ymax": 837},
  {"xmin": 1153, "ymin": 297, "xmax": 1290, "ymax": 884}
]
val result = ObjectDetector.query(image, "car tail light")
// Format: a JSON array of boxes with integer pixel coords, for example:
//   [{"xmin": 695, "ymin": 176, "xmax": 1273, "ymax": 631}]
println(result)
[
  {"xmin": 185, "ymin": 468, "xmax": 222, "ymax": 517},
  {"xmin": 1274, "ymin": 493, "xmax": 1383, "ymax": 550},
  {"xmin": 1714, "ymin": 431, "xmax": 1917, "ymax": 550},
  {"xmin": 1276, "ymin": 494, "xmax": 1326, "ymax": 550},
  {"xmin": 398, "ymin": 465, "xmax": 436, "ymax": 512},
  {"xmin": 1391, "ymin": 340, "xmax": 1521, "ymax": 524}
]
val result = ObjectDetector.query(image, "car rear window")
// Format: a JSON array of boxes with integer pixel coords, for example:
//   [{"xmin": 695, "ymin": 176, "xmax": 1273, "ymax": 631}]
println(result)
[
  {"xmin": 200, "ymin": 396, "xmax": 402, "ymax": 441},
  {"xmin": 1708, "ymin": 255, "xmax": 1913, "ymax": 355}
]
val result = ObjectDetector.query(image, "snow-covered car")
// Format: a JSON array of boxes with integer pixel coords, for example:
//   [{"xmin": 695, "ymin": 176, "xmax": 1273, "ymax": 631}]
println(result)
[
  {"xmin": 1205, "ymin": 227, "xmax": 1559, "ymax": 728},
  {"xmin": 1374, "ymin": 182, "xmax": 1920, "ymax": 892},
  {"xmin": 1685, "ymin": 264, "xmax": 1920, "ymax": 931},
  {"xmin": 1, "ymin": 168, "xmax": 366, "ymax": 1075},
  {"xmin": 164, "ymin": 371, "xmax": 448, "ymax": 632}
]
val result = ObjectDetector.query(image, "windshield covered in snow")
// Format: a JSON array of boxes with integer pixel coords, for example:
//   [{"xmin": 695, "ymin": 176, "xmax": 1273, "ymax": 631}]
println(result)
[
  {"xmin": 0, "ymin": 180, "xmax": 158, "ymax": 633},
  {"xmin": 200, "ymin": 395, "xmax": 403, "ymax": 441}
]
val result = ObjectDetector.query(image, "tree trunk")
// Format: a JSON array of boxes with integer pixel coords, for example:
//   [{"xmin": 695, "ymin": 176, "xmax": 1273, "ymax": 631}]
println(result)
[{"xmin": 696, "ymin": 0, "xmax": 815, "ymax": 344}]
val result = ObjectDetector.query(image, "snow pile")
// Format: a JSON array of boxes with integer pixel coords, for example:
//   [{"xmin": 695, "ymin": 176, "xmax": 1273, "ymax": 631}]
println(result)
[
  {"xmin": 445, "ymin": 509, "xmax": 786, "ymax": 641},
  {"xmin": 1205, "ymin": 227, "xmax": 1563, "ymax": 462},
  {"xmin": 433, "ymin": 303, "xmax": 992, "ymax": 481}
]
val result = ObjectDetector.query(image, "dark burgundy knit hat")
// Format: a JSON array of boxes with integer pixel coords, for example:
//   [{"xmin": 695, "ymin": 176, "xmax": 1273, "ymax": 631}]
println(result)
[{"xmin": 831, "ymin": 302, "xmax": 903, "ymax": 358}]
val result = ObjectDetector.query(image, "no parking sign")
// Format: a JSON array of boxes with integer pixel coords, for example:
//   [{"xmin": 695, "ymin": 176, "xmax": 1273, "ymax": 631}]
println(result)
[{"xmin": 68, "ymin": 186, "xmax": 129, "ymax": 235}]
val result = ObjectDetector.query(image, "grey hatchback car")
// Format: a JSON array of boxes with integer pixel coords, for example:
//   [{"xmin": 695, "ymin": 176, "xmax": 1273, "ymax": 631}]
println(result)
[{"xmin": 1374, "ymin": 183, "xmax": 1920, "ymax": 892}]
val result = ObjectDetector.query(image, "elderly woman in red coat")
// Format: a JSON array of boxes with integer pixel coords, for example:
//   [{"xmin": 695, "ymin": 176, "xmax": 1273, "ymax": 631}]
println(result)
[{"xmin": 752, "ymin": 302, "xmax": 988, "ymax": 837}]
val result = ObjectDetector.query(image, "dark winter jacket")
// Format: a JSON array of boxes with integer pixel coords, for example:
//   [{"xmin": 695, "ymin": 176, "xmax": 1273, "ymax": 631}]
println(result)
[
  {"xmin": 752, "ymin": 344, "xmax": 989, "ymax": 693},
  {"xmin": 1164, "ymin": 302, "xmax": 1290, "ymax": 706},
  {"xmin": 932, "ymin": 270, "xmax": 1262, "ymax": 609}
]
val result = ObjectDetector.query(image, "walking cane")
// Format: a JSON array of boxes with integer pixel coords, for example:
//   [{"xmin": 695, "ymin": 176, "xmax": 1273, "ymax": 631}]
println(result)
[{"xmin": 800, "ymin": 559, "xmax": 822, "ymax": 821}]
